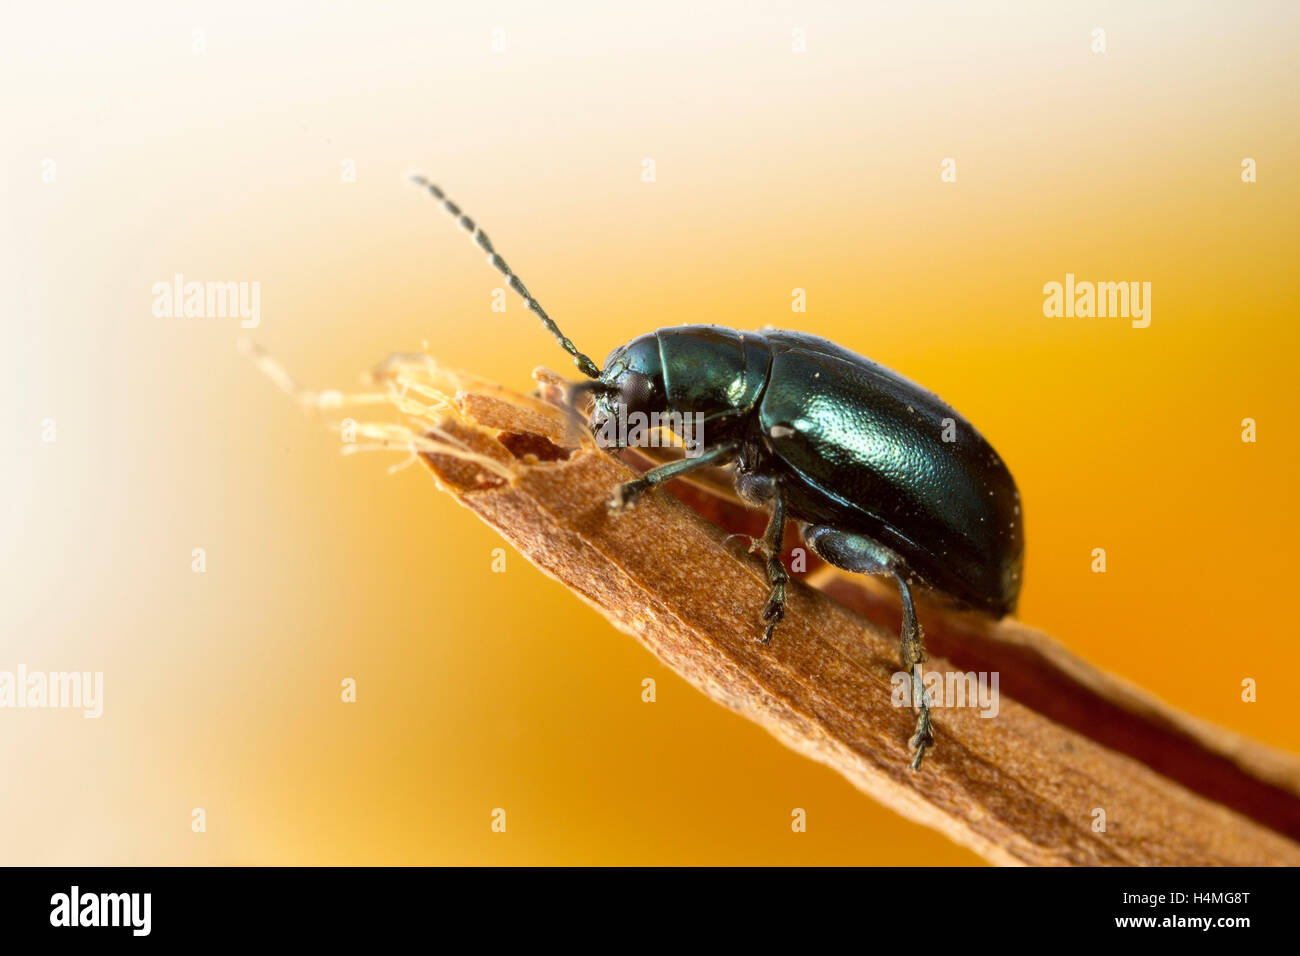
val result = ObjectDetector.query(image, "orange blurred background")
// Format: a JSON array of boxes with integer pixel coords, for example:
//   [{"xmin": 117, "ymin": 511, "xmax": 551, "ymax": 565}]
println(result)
[{"xmin": 2, "ymin": 1, "xmax": 1297, "ymax": 864}]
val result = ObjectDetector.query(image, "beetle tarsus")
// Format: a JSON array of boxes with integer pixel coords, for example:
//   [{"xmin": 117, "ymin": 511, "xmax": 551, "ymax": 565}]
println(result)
[
  {"xmin": 759, "ymin": 562, "xmax": 786, "ymax": 636},
  {"xmin": 909, "ymin": 666, "xmax": 935, "ymax": 771},
  {"xmin": 759, "ymin": 586, "xmax": 785, "ymax": 645},
  {"xmin": 607, "ymin": 479, "xmax": 648, "ymax": 512}
]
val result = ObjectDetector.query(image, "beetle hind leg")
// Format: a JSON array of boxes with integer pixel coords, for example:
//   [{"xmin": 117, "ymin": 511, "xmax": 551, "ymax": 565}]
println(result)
[
  {"xmin": 895, "ymin": 573, "xmax": 934, "ymax": 770},
  {"xmin": 804, "ymin": 526, "xmax": 934, "ymax": 770}
]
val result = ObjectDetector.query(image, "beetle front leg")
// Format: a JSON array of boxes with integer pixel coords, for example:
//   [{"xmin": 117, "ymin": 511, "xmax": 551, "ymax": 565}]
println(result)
[
  {"xmin": 895, "ymin": 573, "xmax": 934, "ymax": 770},
  {"xmin": 758, "ymin": 489, "xmax": 787, "ymax": 645},
  {"xmin": 607, "ymin": 442, "xmax": 738, "ymax": 512}
]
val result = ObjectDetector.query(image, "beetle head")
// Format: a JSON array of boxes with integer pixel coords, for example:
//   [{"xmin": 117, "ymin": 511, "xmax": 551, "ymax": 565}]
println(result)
[{"xmin": 584, "ymin": 333, "xmax": 666, "ymax": 442}]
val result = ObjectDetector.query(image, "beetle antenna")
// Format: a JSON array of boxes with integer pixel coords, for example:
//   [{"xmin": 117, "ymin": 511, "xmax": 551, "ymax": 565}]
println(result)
[{"xmin": 409, "ymin": 174, "xmax": 602, "ymax": 379}]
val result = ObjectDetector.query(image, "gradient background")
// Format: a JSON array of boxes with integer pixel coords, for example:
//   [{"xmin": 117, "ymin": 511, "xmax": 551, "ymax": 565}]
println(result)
[{"xmin": 3, "ymin": 1, "xmax": 1297, "ymax": 865}]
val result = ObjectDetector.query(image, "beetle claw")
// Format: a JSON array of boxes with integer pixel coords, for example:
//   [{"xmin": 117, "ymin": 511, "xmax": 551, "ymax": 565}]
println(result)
[{"xmin": 910, "ymin": 742, "xmax": 930, "ymax": 771}]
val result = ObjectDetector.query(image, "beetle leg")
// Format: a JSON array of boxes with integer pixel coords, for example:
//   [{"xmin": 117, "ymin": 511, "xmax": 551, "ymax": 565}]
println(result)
[
  {"xmin": 758, "ymin": 488, "xmax": 787, "ymax": 645},
  {"xmin": 802, "ymin": 526, "xmax": 936, "ymax": 770},
  {"xmin": 607, "ymin": 441, "xmax": 738, "ymax": 512},
  {"xmin": 895, "ymin": 573, "xmax": 934, "ymax": 771}
]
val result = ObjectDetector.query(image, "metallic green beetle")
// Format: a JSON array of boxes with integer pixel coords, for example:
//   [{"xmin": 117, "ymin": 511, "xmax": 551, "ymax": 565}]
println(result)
[{"xmin": 413, "ymin": 176, "xmax": 1025, "ymax": 770}]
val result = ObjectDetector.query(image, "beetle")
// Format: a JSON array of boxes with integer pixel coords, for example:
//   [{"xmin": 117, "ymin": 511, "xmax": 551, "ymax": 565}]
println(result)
[{"xmin": 411, "ymin": 175, "xmax": 1024, "ymax": 769}]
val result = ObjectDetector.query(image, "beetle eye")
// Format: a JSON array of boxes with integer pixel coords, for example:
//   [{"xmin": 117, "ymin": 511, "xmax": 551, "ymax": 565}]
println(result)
[{"xmin": 619, "ymin": 371, "xmax": 655, "ymax": 412}]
